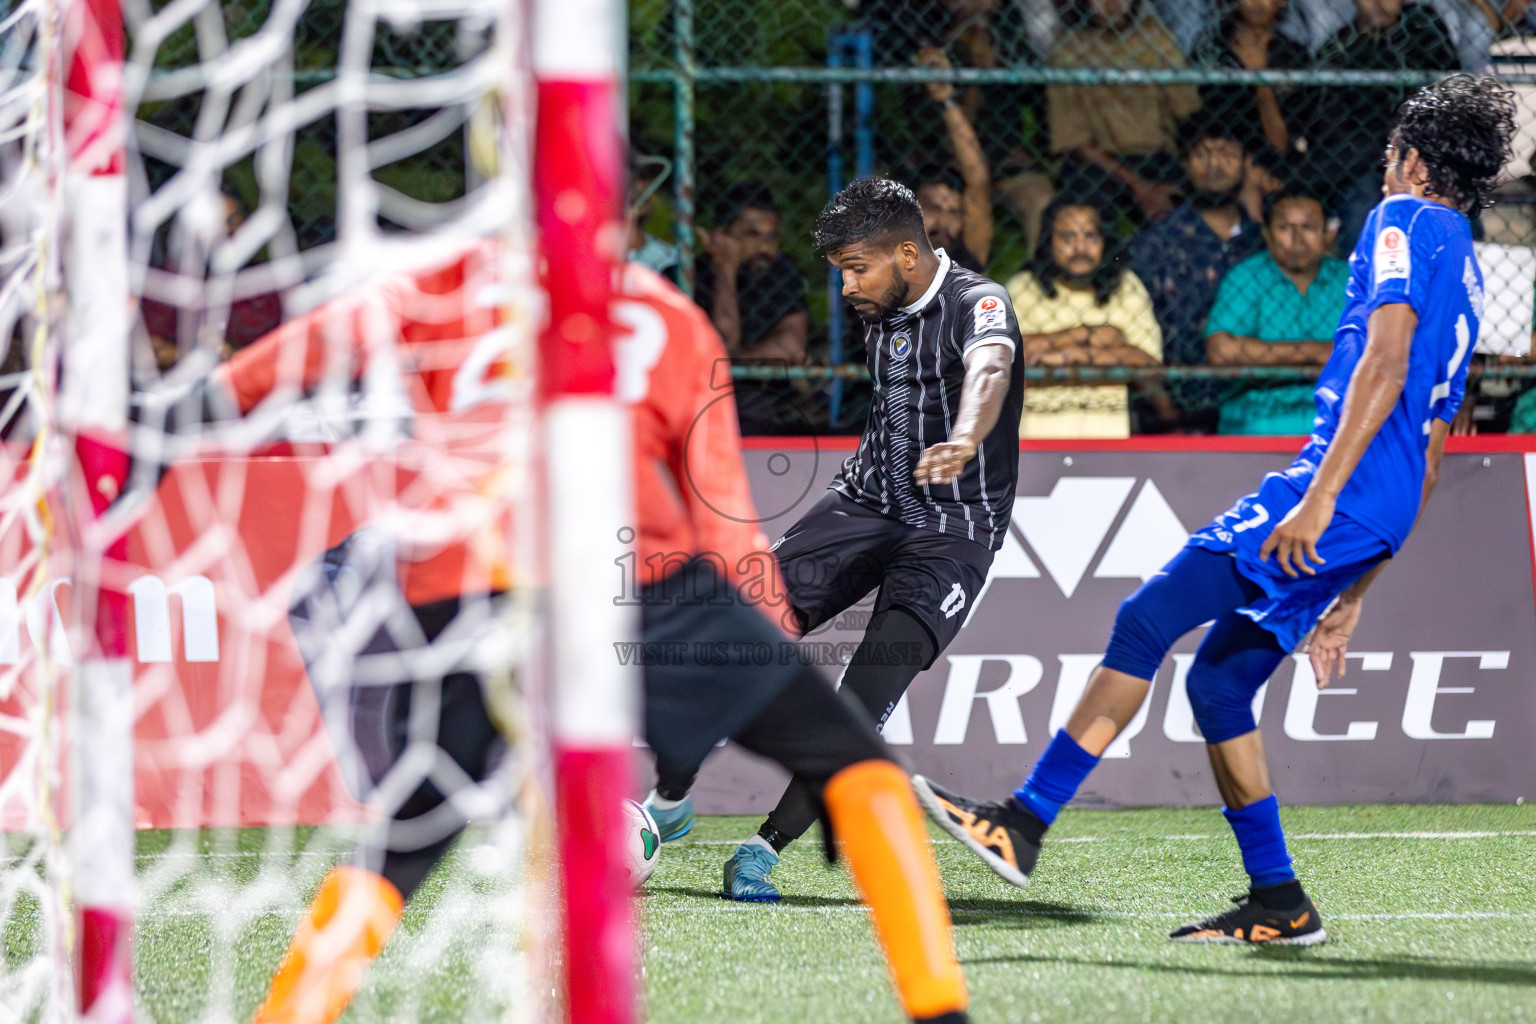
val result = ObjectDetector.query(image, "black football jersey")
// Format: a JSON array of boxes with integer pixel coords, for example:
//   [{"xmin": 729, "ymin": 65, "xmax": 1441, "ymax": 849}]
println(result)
[{"xmin": 831, "ymin": 250, "xmax": 1024, "ymax": 551}]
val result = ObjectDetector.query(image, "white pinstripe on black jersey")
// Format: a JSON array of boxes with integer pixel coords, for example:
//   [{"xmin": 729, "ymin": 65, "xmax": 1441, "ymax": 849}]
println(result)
[{"xmin": 830, "ymin": 250, "xmax": 1024, "ymax": 551}]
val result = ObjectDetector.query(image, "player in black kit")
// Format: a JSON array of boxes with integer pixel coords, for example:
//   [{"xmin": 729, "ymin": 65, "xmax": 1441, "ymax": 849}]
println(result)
[{"xmin": 651, "ymin": 178, "xmax": 1024, "ymax": 901}]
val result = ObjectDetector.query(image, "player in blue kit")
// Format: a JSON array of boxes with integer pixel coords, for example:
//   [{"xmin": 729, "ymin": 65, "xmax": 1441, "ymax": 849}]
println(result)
[{"xmin": 912, "ymin": 75, "xmax": 1517, "ymax": 945}]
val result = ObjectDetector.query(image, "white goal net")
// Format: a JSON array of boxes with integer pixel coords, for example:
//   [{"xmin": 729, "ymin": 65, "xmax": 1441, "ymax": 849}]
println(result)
[{"xmin": 0, "ymin": 0, "xmax": 547, "ymax": 1018}]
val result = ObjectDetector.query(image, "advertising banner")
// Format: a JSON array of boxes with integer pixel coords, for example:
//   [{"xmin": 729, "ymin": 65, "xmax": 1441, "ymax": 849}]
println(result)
[
  {"xmin": 0, "ymin": 454, "xmax": 368, "ymax": 830},
  {"xmin": 674, "ymin": 439, "xmax": 1536, "ymax": 813},
  {"xmin": 3, "ymin": 439, "xmax": 1533, "ymax": 830}
]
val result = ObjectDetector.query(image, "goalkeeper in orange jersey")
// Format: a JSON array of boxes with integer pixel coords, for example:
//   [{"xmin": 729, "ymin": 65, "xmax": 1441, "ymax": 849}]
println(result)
[
  {"xmin": 238, "ymin": 246, "xmax": 970, "ymax": 1024},
  {"xmin": 210, "ymin": 241, "xmax": 529, "ymax": 1024}
]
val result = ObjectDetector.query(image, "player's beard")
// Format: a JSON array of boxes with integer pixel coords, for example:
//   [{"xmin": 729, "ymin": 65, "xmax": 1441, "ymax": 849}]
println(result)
[{"xmin": 849, "ymin": 272, "xmax": 911, "ymax": 323}]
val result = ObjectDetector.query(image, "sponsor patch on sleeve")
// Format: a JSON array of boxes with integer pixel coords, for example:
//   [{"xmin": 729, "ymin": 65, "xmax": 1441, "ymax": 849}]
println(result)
[
  {"xmin": 1374, "ymin": 225, "xmax": 1410, "ymax": 285},
  {"xmin": 972, "ymin": 294, "xmax": 1007, "ymax": 334}
]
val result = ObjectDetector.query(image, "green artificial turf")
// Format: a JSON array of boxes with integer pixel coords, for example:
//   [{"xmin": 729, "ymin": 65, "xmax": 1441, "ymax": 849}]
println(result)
[
  {"xmin": 644, "ymin": 807, "xmax": 1536, "ymax": 1023},
  {"xmin": 5, "ymin": 806, "xmax": 1534, "ymax": 1022}
]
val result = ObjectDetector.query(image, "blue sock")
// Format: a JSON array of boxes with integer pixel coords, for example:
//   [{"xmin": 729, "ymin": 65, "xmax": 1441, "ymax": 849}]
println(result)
[
  {"xmin": 1223, "ymin": 795, "xmax": 1295, "ymax": 889},
  {"xmin": 1012, "ymin": 730, "xmax": 1100, "ymax": 825}
]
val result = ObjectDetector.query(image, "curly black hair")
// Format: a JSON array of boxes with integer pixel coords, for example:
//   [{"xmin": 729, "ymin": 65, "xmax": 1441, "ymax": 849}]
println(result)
[
  {"xmin": 812, "ymin": 177, "xmax": 929, "ymax": 253},
  {"xmin": 1030, "ymin": 196, "xmax": 1126, "ymax": 308},
  {"xmin": 1391, "ymin": 74, "xmax": 1517, "ymax": 212}
]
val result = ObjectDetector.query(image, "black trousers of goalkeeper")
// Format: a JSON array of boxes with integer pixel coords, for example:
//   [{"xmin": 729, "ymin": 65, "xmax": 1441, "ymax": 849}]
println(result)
[
  {"xmin": 640, "ymin": 557, "xmax": 892, "ymax": 803},
  {"xmin": 291, "ymin": 539, "xmax": 888, "ymax": 900},
  {"xmin": 289, "ymin": 533, "xmax": 511, "ymax": 900}
]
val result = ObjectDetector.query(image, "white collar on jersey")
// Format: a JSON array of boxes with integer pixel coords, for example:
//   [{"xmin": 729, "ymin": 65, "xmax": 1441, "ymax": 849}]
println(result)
[{"xmin": 900, "ymin": 247, "xmax": 951, "ymax": 316}]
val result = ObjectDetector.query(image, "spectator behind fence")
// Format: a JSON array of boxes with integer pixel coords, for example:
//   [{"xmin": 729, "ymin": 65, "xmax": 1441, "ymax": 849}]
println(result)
[
  {"xmin": 1008, "ymin": 197, "xmax": 1161, "ymax": 438},
  {"xmin": 1048, "ymin": 0, "xmax": 1202, "ymax": 223},
  {"xmin": 627, "ymin": 156, "xmax": 681, "ymax": 284},
  {"xmin": 1191, "ymin": 0, "xmax": 1316, "ymax": 158},
  {"xmin": 1206, "ymin": 184, "xmax": 1346, "ymax": 434},
  {"xmin": 1490, "ymin": 0, "xmax": 1536, "ymax": 42},
  {"xmin": 1130, "ymin": 114, "xmax": 1265, "ymax": 427},
  {"xmin": 1312, "ymin": 0, "xmax": 1461, "ymax": 252},
  {"xmin": 1149, "ymin": 0, "xmax": 1304, "ymax": 56},
  {"xmin": 914, "ymin": 46, "xmax": 994, "ymax": 272},
  {"xmin": 695, "ymin": 181, "xmax": 809, "ymax": 365},
  {"xmin": 141, "ymin": 187, "xmax": 283, "ymax": 372},
  {"xmin": 1364, "ymin": 0, "xmax": 1515, "ymax": 73},
  {"xmin": 861, "ymin": 0, "xmax": 1010, "ymax": 76},
  {"xmin": 1151, "ymin": 0, "xmax": 1216, "ymax": 55}
]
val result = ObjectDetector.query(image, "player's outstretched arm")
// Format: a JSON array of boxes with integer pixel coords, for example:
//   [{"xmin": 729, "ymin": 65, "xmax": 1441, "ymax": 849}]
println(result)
[
  {"xmin": 913, "ymin": 342, "xmax": 1012, "ymax": 486},
  {"xmin": 213, "ymin": 286, "xmax": 398, "ymax": 414},
  {"xmin": 1261, "ymin": 302, "xmax": 1416, "ymax": 577},
  {"xmin": 1302, "ymin": 416, "xmax": 1451, "ymax": 685}
]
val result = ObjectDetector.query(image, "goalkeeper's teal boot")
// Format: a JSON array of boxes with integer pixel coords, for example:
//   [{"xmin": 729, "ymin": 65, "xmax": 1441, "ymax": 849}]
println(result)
[
  {"xmin": 722, "ymin": 842, "xmax": 782, "ymax": 903},
  {"xmin": 641, "ymin": 791, "xmax": 695, "ymax": 843}
]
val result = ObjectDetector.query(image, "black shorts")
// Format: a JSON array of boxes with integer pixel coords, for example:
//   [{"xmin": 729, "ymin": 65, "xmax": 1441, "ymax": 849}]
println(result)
[
  {"xmin": 641, "ymin": 558, "xmax": 889, "ymax": 786},
  {"xmin": 287, "ymin": 532, "xmax": 507, "ymax": 842},
  {"xmin": 773, "ymin": 491, "xmax": 993, "ymax": 666}
]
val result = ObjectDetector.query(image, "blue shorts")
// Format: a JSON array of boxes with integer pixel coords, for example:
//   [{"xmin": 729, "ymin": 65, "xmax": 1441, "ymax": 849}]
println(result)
[{"xmin": 1187, "ymin": 472, "xmax": 1391, "ymax": 652}]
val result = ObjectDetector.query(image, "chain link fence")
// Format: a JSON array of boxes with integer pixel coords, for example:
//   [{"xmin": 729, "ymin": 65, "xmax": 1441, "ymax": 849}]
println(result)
[
  {"xmin": 139, "ymin": 0, "xmax": 476, "ymax": 252},
  {"xmin": 129, "ymin": 0, "xmax": 486, "ymax": 373},
  {"xmin": 631, "ymin": 0, "xmax": 1536, "ymax": 436}
]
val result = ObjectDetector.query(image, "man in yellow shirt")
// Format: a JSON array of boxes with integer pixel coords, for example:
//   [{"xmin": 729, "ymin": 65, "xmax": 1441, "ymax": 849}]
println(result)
[
  {"xmin": 1049, "ymin": 0, "xmax": 1201, "ymax": 222},
  {"xmin": 1007, "ymin": 198, "xmax": 1162, "ymax": 438}
]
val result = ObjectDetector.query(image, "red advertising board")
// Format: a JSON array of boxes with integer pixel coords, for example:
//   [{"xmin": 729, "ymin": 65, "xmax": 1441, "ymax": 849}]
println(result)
[{"xmin": 0, "ymin": 451, "xmax": 373, "ymax": 831}]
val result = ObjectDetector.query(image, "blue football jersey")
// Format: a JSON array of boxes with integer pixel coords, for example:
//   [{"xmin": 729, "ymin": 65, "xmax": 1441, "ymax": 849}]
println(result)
[{"xmin": 1292, "ymin": 193, "xmax": 1480, "ymax": 553}]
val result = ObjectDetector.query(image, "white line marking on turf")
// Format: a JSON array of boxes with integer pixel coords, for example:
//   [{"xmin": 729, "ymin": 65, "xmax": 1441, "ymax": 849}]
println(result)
[
  {"xmin": 121, "ymin": 904, "xmax": 1536, "ymax": 926},
  {"xmin": 131, "ymin": 851, "xmax": 342, "ymax": 860},
  {"xmin": 683, "ymin": 829, "xmax": 1536, "ymax": 847},
  {"xmin": 641, "ymin": 906, "xmax": 1536, "ymax": 921},
  {"xmin": 1335, "ymin": 912, "xmax": 1536, "ymax": 920},
  {"xmin": 1290, "ymin": 830, "xmax": 1536, "ymax": 840},
  {"xmin": 11, "ymin": 830, "xmax": 1526, "ymax": 868}
]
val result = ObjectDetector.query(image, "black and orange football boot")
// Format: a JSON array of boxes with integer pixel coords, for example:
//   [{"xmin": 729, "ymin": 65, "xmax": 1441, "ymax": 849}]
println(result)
[
  {"xmin": 911, "ymin": 776, "xmax": 1044, "ymax": 888},
  {"xmin": 1170, "ymin": 886, "xmax": 1327, "ymax": 946}
]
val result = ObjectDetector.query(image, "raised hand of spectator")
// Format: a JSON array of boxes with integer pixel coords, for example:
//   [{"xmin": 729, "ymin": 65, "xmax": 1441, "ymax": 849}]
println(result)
[
  {"xmin": 916, "ymin": 47, "xmax": 955, "ymax": 106},
  {"xmin": 699, "ymin": 227, "xmax": 741, "ymax": 275}
]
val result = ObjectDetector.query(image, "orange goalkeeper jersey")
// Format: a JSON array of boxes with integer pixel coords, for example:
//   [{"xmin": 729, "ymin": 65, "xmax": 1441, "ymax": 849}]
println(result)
[
  {"xmin": 214, "ymin": 241, "xmax": 519, "ymax": 607},
  {"xmin": 217, "ymin": 249, "xmax": 779, "ymax": 613},
  {"xmin": 620, "ymin": 263, "xmax": 781, "ymax": 607}
]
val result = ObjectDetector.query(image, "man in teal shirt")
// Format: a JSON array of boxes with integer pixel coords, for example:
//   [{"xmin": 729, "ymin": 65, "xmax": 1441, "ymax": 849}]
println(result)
[{"xmin": 1206, "ymin": 185, "xmax": 1349, "ymax": 434}]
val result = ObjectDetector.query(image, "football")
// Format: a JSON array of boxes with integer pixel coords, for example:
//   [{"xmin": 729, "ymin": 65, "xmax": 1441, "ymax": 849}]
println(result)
[{"xmin": 625, "ymin": 799, "xmax": 662, "ymax": 886}]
